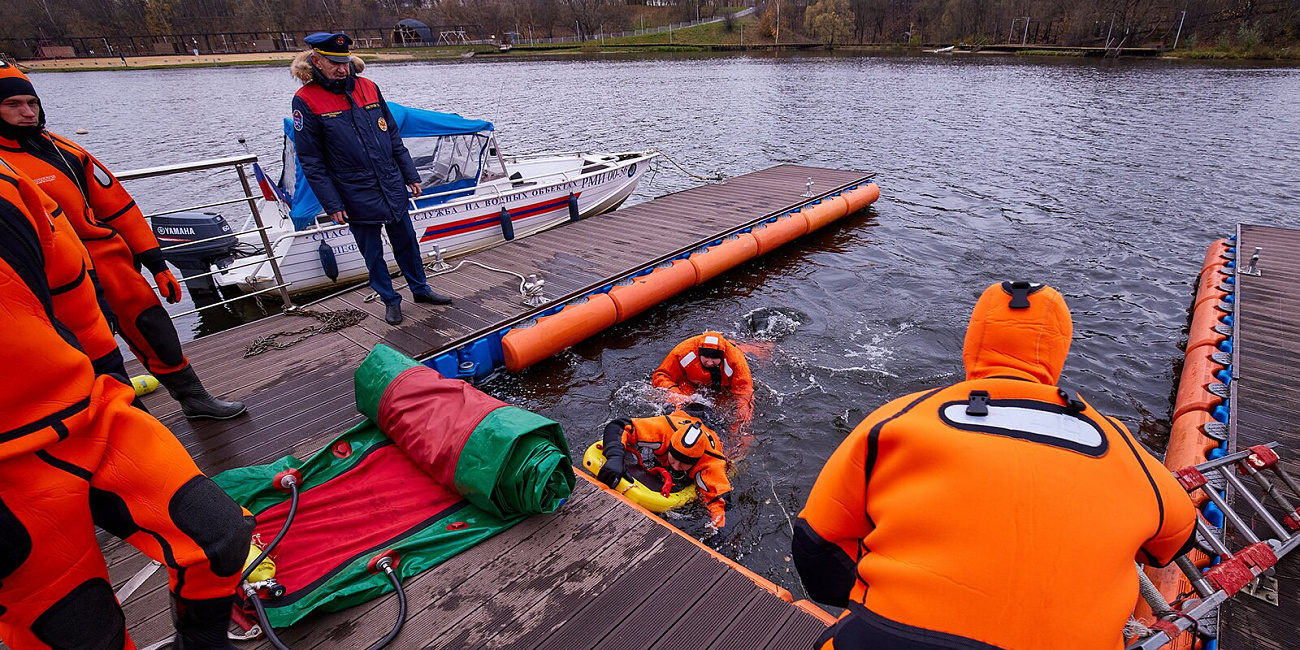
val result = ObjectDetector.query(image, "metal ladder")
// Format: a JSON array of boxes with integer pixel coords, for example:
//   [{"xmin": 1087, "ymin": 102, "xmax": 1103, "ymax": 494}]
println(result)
[{"xmin": 1128, "ymin": 443, "xmax": 1300, "ymax": 649}]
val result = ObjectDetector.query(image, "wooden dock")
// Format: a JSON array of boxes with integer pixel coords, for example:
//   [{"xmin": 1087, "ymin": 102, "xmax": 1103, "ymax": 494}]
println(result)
[
  {"xmin": 950, "ymin": 42, "xmax": 1165, "ymax": 56},
  {"xmin": 104, "ymin": 164, "xmax": 873, "ymax": 648},
  {"xmin": 1217, "ymin": 224, "xmax": 1300, "ymax": 650}
]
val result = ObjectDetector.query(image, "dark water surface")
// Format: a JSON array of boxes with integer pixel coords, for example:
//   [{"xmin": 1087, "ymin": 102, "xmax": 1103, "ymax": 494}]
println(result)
[{"xmin": 36, "ymin": 53, "xmax": 1300, "ymax": 596}]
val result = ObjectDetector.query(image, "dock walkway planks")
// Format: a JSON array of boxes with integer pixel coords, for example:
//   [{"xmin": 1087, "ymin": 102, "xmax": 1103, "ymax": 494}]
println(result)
[
  {"xmin": 101, "ymin": 164, "xmax": 870, "ymax": 648},
  {"xmin": 129, "ymin": 164, "xmax": 870, "ymax": 475},
  {"xmin": 106, "ymin": 479, "xmax": 830, "ymax": 650},
  {"xmin": 1218, "ymin": 224, "xmax": 1300, "ymax": 650}
]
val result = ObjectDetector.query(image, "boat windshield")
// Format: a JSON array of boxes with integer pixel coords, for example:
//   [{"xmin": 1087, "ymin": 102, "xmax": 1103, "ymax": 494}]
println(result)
[
  {"xmin": 279, "ymin": 103, "xmax": 498, "ymax": 230},
  {"xmin": 280, "ymin": 133, "xmax": 298, "ymax": 201},
  {"xmin": 406, "ymin": 131, "xmax": 492, "ymax": 206}
]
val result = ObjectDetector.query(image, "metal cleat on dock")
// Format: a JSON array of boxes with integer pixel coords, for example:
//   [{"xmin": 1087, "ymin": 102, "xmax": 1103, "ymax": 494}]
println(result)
[
  {"xmin": 1240, "ymin": 247, "xmax": 1262, "ymax": 276},
  {"xmin": 522, "ymin": 273, "xmax": 548, "ymax": 307},
  {"xmin": 427, "ymin": 246, "xmax": 453, "ymax": 272}
]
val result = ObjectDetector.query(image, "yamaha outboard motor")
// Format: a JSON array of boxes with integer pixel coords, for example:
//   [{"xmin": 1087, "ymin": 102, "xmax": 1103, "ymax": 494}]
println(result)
[{"xmin": 152, "ymin": 212, "xmax": 238, "ymax": 295}]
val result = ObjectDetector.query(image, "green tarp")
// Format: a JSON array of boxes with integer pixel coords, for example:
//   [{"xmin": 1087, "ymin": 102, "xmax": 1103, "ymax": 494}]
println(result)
[{"xmin": 213, "ymin": 345, "xmax": 573, "ymax": 627}]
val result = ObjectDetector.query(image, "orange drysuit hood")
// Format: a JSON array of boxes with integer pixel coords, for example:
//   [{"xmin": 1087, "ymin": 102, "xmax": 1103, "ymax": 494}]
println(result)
[{"xmin": 962, "ymin": 281, "xmax": 1072, "ymax": 385}]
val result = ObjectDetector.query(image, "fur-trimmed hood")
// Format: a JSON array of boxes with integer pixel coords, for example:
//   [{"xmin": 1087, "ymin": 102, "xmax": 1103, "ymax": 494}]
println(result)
[{"xmin": 290, "ymin": 50, "xmax": 365, "ymax": 84}]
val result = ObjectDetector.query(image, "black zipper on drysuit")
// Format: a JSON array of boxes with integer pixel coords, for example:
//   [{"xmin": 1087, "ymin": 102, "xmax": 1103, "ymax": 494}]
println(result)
[{"xmin": 0, "ymin": 190, "xmax": 81, "ymax": 351}]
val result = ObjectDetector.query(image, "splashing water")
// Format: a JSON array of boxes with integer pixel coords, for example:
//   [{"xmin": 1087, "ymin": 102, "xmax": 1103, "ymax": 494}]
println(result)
[{"xmin": 745, "ymin": 306, "xmax": 809, "ymax": 341}]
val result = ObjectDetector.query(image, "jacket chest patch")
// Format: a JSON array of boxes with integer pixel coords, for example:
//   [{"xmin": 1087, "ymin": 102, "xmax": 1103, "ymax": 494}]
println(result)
[
  {"xmin": 377, "ymin": 117, "xmax": 388, "ymax": 131},
  {"xmin": 938, "ymin": 399, "xmax": 1109, "ymax": 457}
]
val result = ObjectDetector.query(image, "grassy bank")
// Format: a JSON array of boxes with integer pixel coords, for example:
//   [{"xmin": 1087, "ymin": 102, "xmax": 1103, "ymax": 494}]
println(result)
[
  {"xmin": 1014, "ymin": 49, "xmax": 1085, "ymax": 57},
  {"xmin": 598, "ymin": 15, "xmax": 784, "ymax": 47},
  {"xmin": 1163, "ymin": 45, "xmax": 1300, "ymax": 60}
]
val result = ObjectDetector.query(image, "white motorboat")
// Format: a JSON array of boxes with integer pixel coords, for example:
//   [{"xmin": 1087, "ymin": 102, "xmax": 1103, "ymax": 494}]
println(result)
[{"xmin": 152, "ymin": 104, "xmax": 657, "ymax": 297}]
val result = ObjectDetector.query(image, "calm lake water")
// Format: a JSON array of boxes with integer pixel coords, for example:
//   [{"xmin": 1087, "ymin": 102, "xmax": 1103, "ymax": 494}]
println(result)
[{"xmin": 33, "ymin": 53, "xmax": 1300, "ymax": 596}]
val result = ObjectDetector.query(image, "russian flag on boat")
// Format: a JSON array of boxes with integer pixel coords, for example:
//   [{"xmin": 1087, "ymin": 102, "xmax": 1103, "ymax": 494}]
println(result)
[{"xmin": 253, "ymin": 161, "xmax": 292, "ymax": 217}]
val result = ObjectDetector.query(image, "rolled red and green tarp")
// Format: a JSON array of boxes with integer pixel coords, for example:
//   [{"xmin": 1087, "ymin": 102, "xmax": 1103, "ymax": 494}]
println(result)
[{"xmin": 214, "ymin": 344, "xmax": 573, "ymax": 627}]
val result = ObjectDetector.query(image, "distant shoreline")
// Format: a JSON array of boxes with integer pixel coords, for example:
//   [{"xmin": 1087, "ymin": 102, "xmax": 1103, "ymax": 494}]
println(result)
[
  {"xmin": 16, "ymin": 44, "xmax": 1300, "ymax": 73},
  {"xmin": 18, "ymin": 50, "xmax": 427, "ymax": 73}
]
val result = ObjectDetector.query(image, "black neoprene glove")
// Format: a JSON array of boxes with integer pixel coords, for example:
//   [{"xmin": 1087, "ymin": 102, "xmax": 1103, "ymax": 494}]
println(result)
[
  {"xmin": 136, "ymin": 247, "xmax": 170, "ymax": 276},
  {"xmin": 598, "ymin": 418, "xmax": 634, "ymax": 488},
  {"xmin": 597, "ymin": 454, "xmax": 625, "ymax": 489}
]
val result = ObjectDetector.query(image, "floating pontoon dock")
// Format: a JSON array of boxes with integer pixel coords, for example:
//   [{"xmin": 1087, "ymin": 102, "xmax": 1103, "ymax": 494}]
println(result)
[
  {"xmin": 1216, "ymin": 224, "xmax": 1300, "ymax": 649},
  {"xmin": 102, "ymin": 164, "xmax": 876, "ymax": 648}
]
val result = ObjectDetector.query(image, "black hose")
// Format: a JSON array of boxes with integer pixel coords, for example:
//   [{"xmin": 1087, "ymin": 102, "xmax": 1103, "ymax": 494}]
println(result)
[
  {"xmin": 241, "ymin": 482, "xmax": 299, "ymax": 584},
  {"xmin": 246, "ymin": 562, "xmax": 406, "ymax": 650},
  {"xmin": 365, "ymin": 568, "xmax": 407, "ymax": 650},
  {"xmin": 242, "ymin": 481, "xmax": 407, "ymax": 650},
  {"xmin": 248, "ymin": 591, "xmax": 294, "ymax": 650}
]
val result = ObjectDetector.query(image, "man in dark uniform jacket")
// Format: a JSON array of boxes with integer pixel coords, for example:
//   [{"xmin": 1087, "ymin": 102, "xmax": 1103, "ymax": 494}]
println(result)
[{"xmin": 291, "ymin": 32, "xmax": 453, "ymax": 325}]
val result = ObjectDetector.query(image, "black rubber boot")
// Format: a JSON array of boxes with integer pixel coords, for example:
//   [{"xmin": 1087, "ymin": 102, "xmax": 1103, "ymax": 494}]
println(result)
[
  {"xmin": 412, "ymin": 289, "xmax": 454, "ymax": 305},
  {"xmin": 158, "ymin": 366, "xmax": 247, "ymax": 420},
  {"xmin": 171, "ymin": 595, "xmax": 239, "ymax": 650},
  {"xmin": 385, "ymin": 302, "xmax": 404, "ymax": 325}
]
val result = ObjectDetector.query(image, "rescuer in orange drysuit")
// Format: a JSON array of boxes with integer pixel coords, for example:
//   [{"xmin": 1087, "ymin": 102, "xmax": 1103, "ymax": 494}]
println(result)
[
  {"xmin": 0, "ymin": 163, "xmax": 255, "ymax": 650},
  {"xmin": 598, "ymin": 410, "xmax": 732, "ymax": 530},
  {"xmin": 0, "ymin": 155, "xmax": 130, "ymax": 385},
  {"xmin": 651, "ymin": 331, "xmax": 754, "ymax": 431},
  {"xmin": 792, "ymin": 281, "xmax": 1198, "ymax": 650},
  {"xmin": 0, "ymin": 61, "xmax": 244, "ymax": 419}
]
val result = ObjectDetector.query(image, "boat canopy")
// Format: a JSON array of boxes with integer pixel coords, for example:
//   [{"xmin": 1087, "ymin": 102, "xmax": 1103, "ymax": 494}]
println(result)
[{"xmin": 280, "ymin": 103, "xmax": 495, "ymax": 230}]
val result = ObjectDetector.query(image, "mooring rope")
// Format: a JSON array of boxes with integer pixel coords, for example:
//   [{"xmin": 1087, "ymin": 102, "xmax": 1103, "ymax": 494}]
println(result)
[
  {"xmin": 362, "ymin": 258, "xmax": 542, "ymax": 304},
  {"xmin": 654, "ymin": 151, "xmax": 726, "ymax": 182}
]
